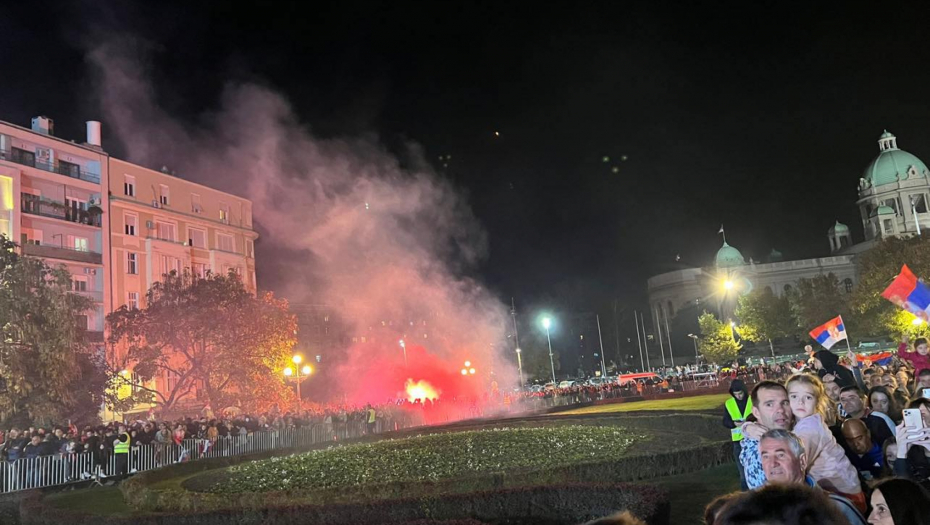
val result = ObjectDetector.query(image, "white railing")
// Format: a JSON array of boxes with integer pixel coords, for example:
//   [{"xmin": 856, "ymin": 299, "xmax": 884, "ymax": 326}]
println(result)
[{"xmin": 0, "ymin": 420, "xmax": 390, "ymax": 494}]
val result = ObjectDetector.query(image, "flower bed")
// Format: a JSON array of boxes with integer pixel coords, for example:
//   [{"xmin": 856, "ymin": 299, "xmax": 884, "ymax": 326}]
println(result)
[{"xmin": 198, "ymin": 425, "xmax": 643, "ymax": 494}]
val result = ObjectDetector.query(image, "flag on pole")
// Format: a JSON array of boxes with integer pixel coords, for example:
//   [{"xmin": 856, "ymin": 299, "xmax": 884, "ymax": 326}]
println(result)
[
  {"xmin": 881, "ymin": 264, "xmax": 930, "ymax": 322},
  {"xmin": 809, "ymin": 316, "xmax": 847, "ymax": 349}
]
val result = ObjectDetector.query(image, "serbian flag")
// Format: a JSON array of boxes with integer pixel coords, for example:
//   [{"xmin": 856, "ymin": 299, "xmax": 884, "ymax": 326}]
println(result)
[
  {"xmin": 881, "ymin": 264, "xmax": 930, "ymax": 322},
  {"xmin": 809, "ymin": 316, "xmax": 847, "ymax": 349}
]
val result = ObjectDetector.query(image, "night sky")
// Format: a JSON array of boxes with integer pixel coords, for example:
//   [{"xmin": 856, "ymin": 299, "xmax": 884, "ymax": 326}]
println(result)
[{"xmin": 3, "ymin": 1, "xmax": 930, "ymax": 317}]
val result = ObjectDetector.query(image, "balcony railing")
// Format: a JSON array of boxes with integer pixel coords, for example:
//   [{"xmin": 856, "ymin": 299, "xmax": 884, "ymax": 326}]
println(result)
[
  {"xmin": 22, "ymin": 242, "xmax": 103, "ymax": 265},
  {"xmin": 21, "ymin": 195, "xmax": 101, "ymax": 227},
  {"xmin": 0, "ymin": 147, "xmax": 101, "ymax": 184}
]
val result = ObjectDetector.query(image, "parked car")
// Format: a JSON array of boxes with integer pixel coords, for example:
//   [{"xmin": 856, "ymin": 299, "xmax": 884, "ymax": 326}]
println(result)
[{"xmin": 558, "ymin": 380, "xmax": 578, "ymax": 389}]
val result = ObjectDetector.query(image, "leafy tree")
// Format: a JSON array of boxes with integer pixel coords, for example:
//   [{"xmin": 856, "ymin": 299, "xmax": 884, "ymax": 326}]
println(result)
[
  {"xmin": 735, "ymin": 287, "xmax": 796, "ymax": 356},
  {"xmin": 851, "ymin": 236, "xmax": 930, "ymax": 339},
  {"xmin": 697, "ymin": 311, "xmax": 741, "ymax": 365},
  {"xmin": 0, "ymin": 235, "xmax": 110, "ymax": 426},
  {"xmin": 788, "ymin": 274, "xmax": 850, "ymax": 338},
  {"xmin": 107, "ymin": 270, "xmax": 297, "ymax": 413}
]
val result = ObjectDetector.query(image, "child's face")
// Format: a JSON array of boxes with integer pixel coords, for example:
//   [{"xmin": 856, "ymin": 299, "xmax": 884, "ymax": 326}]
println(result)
[
  {"xmin": 870, "ymin": 392, "xmax": 890, "ymax": 414},
  {"xmin": 917, "ymin": 343, "xmax": 929, "ymax": 356},
  {"xmin": 788, "ymin": 383, "xmax": 818, "ymax": 419}
]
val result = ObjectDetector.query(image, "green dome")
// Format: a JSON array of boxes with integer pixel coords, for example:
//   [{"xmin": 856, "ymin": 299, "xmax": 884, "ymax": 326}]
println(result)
[
  {"xmin": 862, "ymin": 132, "xmax": 929, "ymax": 188},
  {"xmin": 829, "ymin": 220, "xmax": 849, "ymax": 234},
  {"xmin": 715, "ymin": 242, "xmax": 745, "ymax": 268},
  {"xmin": 876, "ymin": 205, "xmax": 896, "ymax": 216}
]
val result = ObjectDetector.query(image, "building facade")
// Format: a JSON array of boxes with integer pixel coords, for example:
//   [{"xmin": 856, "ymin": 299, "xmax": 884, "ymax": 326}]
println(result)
[
  {"xmin": 647, "ymin": 130, "xmax": 928, "ymax": 353},
  {"xmin": 0, "ymin": 117, "xmax": 110, "ymax": 341}
]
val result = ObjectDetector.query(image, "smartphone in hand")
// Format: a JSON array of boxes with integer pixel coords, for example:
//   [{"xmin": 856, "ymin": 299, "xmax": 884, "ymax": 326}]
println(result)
[{"xmin": 903, "ymin": 408, "xmax": 924, "ymax": 429}]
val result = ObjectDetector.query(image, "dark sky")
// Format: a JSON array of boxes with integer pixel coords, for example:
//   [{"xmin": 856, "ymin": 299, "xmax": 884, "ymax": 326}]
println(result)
[{"xmin": 3, "ymin": 1, "xmax": 930, "ymax": 314}]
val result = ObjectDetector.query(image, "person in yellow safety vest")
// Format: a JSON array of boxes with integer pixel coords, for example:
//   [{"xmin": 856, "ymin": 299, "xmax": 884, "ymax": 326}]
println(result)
[
  {"xmin": 113, "ymin": 424, "xmax": 131, "ymax": 477},
  {"xmin": 722, "ymin": 379, "xmax": 752, "ymax": 490},
  {"xmin": 366, "ymin": 404, "xmax": 377, "ymax": 435}
]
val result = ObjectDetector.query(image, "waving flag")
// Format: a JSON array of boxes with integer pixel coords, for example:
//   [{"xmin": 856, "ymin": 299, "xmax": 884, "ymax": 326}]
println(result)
[
  {"xmin": 881, "ymin": 264, "xmax": 930, "ymax": 321},
  {"xmin": 809, "ymin": 316, "xmax": 847, "ymax": 349}
]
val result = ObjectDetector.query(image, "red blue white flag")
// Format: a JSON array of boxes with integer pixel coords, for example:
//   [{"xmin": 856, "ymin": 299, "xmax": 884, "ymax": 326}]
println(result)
[
  {"xmin": 808, "ymin": 316, "xmax": 847, "ymax": 350},
  {"xmin": 881, "ymin": 264, "xmax": 930, "ymax": 322}
]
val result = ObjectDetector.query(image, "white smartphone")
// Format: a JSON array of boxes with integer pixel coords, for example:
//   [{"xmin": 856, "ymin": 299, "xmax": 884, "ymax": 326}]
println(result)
[
  {"xmin": 922, "ymin": 388, "xmax": 930, "ymax": 399},
  {"xmin": 903, "ymin": 408, "xmax": 924, "ymax": 429}
]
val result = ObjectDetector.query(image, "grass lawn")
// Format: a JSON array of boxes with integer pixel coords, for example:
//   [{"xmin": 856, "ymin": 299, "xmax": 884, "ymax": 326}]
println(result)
[
  {"xmin": 657, "ymin": 463, "xmax": 740, "ymax": 524},
  {"xmin": 44, "ymin": 486, "xmax": 133, "ymax": 516},
  {"xmin": 554, "ymin": 393, "xmax": 730, "ymax": 415}
]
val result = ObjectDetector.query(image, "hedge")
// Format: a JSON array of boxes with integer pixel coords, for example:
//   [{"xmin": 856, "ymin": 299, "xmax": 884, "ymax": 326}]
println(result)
[{"xmin": 22, "ymin": 482, "xmax": 669, "ymax": 525}]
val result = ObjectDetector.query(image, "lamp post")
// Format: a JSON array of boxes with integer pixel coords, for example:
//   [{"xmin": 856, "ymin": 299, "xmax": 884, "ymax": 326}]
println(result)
[
  {"xmin": 399, "ymin": 339, "xmax": 407, "ymax": 367},
  {"xmin": 283, "ymin": 354, "xmax": 312, "ymax": 407},
  {"xmin": 542, "ymin": 317, "xmax": 556, "ymax": 385},
  {"xmin": 688, "ymin": 334, "xmax": 700, "ymax": 362},
  {"xmin": 511, "ymin": 298, "xmax": 525, "ymax": 389}
]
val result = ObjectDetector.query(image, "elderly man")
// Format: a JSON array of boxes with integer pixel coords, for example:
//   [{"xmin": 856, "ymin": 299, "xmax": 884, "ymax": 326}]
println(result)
[
  {"xmin": 759, "ymin": 428, "xmax": 866, "ymax": 525},
  {"xmin": 841, "ymin": 418, "xmax": 883, "ymax": 482},
  {"xmin": 838, "ymin": 386, "xmax": 893, "ymax": 448},
  {"xmin": 739, "ymin": 380, "xmax": 792, "ymax": 489}
]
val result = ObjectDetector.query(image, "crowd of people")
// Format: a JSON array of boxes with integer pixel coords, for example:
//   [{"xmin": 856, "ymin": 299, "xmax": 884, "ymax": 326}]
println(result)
[{"xmin": 713, "ymin": 338, "xmax": 930, "ymax": 524}]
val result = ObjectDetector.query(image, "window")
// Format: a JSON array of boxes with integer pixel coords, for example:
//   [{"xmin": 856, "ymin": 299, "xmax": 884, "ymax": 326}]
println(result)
[
  {"xmin": 914, "ymin": 194, "xmax": 928, "ymax": 214},
  {"xmin": 156, "ymin": 221, "xmax": 176, "ymax": 242},
  {"xmin": 883, "ymin": 219, "xmax": 894, "ymax": 234},
  {"xmin": 74, "ymin": 314, "xmax": 88, "ymax": 330},
  {"xmin": 191, "ymin": 193, "xmax": 202, "ymax": 214},
  {"xmin": 883, "ymin": 198, "xmax": 900, "ymax": 215},
  {"xmin": 159, "ymin": 184, "xmax": 169, "ymax": 206},
  {"xmin": 21, "ymin": 228, "xmax": 42, "ymax": 245},
  {"xmin": 59, "ymin": 159, "xmax": 80, "ymax": 178},
  {"xmin": 124, "ymin": 214, "xmax": 137, "ymax": 236},
  {"xmin": 192, "ymin": 263, "xmax": 208, "ymax": 279},
  {"xmin": 124, "ymin": 175, "xmax": 135, "ymax": 197},
  {"xmin": 161, "ymin": 255, "xmax": 181, "ymax": 276},
  {"xmin": 246, "ymin": 239, "xmax": 254, "ymax": 258},
  {"xmin": 128, "ymin": 292, "xmax": 139, "ymax": 310},
  {"xmin": 188, "ymin": 228, "xmax": 206, "ymax": 248},
  {"xmin": 68, "ymin": 235, "xmax": 88, "ymax": 252},
  {"xmin": 219, "ymin": 203, "xmax": 229, "ymax": 224},
  {"xmin": 126, "ymin": 252, "xmax": 138, "ymax": 274},
  {"xmin": 217, "ymin": 233, "xmax": 235, "ymax": 253},
  {"xmin": 72, "ymin": 276, "xmax": 88, "ymax": 292},
  {"xmin": 844, "ymin": 278, "xmax": 854, "ymax": 294}
]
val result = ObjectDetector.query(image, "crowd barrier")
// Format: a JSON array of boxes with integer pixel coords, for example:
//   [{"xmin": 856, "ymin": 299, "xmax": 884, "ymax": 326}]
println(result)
[{"xmin": 0, "ymin": 374, "xmax": 761, "ymax": 494}]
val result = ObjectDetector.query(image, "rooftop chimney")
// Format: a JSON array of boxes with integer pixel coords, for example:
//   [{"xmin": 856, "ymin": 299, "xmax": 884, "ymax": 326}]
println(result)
[
  {"xmin": 31, "ymin": 116, "xmax": 54, "ymax": 136},
  {"xmin": 86, "ymin": 121, "xmax": 102, "ymax": 147}
]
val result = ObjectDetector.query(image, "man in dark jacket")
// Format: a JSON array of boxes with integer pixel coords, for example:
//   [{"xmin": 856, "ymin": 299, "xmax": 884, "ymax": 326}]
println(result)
[
  {"xmin": 813, "ymin": 350, "xmax": 856, "ymax": 388},
  {"xmin": 723, "ymin": 379, "xmax": 753, "ymax": 489}
]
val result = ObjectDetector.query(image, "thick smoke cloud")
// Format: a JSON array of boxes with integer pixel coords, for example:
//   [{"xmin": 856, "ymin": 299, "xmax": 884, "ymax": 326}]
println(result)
[{"xmin": 88, "ymin": 39, "xmax": 515, "ymax": 405}]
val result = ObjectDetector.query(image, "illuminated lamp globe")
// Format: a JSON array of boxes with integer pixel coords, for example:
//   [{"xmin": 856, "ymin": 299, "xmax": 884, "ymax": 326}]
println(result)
[
  {"xmin": 542, "ymin": 317, "xmax": 552, "ymax": 329},
  {"xmin": 469, "ymin": 368, "xmax": 476, "ymax": 374},
  {"xmin": 461, "ymin": 369, "xmax": 468, "ymax": 375},
  {"xmin": 723, "ymin": 280, "xmax": 735, "ymax": 291},
  {"xmin": 292, "ymin": 355, "xmax": 302, "ymax": 364},
  {"xmin": 464, "ymin": 361, "xmax": 471, "ymax": 367},
  {"xmin": 283, "ymin": 367, "xmax": 293, "ymax": 377},
  {"xmin": 302, "ymin": 365, "xmax": 312, "ymax": 375}
]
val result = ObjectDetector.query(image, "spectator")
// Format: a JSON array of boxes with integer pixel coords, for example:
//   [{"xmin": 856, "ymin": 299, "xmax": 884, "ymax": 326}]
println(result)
[
  {"xmin": 900, "ymin": 337, "xmax": 930, "ymax": 378},
  {"xmin": 739, "ymin": 381, "xmax": 792, "ymax": 489},
  {"xmin": 722, "ymin": 379, "xmax": 752, "ymax": 490},
  {"xmin": 869, "ymin": 386, "xmax": 902, "ymax": 432},
  {"xmin": 756, "ymin": 428, "xmax": 866, "ymax": 525},
  {"xmin": 813, "ymin": 350, "xmax": 856, "ymax": 388},
  {"xmin": 715, "ymin": 483, "xmax": 858, "ymax": 525},
  {"xmin": 841, "ymin": 418, "xmax": 883, "ymax": 482},
  {"xmin": 0, "ymin": 428, "xmax": 25, "ymax": 462},
  {"xmin": 703, "ymin": 492, "xmax": 740, "ymax": 525},
  {"xmin": 916, "ymin": 368, "xmax": 930, "ymax": 392},
  {"xmin": 839, "ymin": 386, "xmax": 894, "ymax": 448},
  {"xmin": 868, "ymin": 477, "xmax": 930, "ymax": 525},
  {"xmin": 784, "ymin": 373, "xmax": 864, "ymax": 511},
  {"xmin": 824, "ymin": 379, "xmax": 847, "ymax": 418},
  {"xmin": 893, "ymin": 397, "xmax": 930, "ymax": 488}
]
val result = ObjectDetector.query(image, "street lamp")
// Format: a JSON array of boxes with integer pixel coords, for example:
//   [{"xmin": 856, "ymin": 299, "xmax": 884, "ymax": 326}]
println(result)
[
  {"xmin": 687, "ymin": 334, "xmax": 700, "ymax": 361},
  {"xmin": 399, "ymin": 339, "xmax": 407, "ymax": 367},
  {"xmin": 542, "ymin": 316, "xmax": 556, "ymax": 385},
  {"xmin": 723, "ymin": 279, "xmax": 734, "ymax": 291},
  {"xmin": 283, "ymin": 354, "xmax": 312, "ymax": 407}
]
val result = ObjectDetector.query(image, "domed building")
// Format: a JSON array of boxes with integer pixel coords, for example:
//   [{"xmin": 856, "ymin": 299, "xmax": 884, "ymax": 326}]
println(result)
[{"xmin": 646, "ymin": 130, "xmax": 926, "ymax": 356}]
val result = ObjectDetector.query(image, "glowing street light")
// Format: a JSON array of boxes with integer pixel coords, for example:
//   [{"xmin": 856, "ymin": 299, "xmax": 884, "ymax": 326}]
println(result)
[
  {"xmin": 913, "ymin": 317, "xmax": 925, "ymax": 326},
  {"xmin": 687, "ymin": 333, "xmax": 700, "ymax": 361},
  {"xmin": 723, "ymin": 279, "xmax": 735, "ymax": 291},
  {"xmin": 541, "ymin": 316, "xmax": 556, "ymax": 384},
  {"xmin": 283, "ymin": 354, "xmax": 312, "ymax": 407},
  {"xmin": 399, "ymin": 339, "xmax": 407, "ymax": 367}
]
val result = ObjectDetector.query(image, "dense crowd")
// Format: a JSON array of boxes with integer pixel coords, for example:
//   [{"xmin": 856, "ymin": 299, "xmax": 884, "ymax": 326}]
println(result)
[{"xmin": 711, "ymin": 337, "xmax": 930, "ymax": 525}]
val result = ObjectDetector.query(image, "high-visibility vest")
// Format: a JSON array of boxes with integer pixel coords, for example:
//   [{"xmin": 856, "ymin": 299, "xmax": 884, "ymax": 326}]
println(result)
[
  {"xmin": 114, "ymin": 433, "xmax": 131, "ymax": 454},
  {"xmin": 725, "ymin": 397, "xmax": 753, "ymax": 442},
  {"xmin": 368, "ymin": 409, "xmax": 376, "ymax": 423}
]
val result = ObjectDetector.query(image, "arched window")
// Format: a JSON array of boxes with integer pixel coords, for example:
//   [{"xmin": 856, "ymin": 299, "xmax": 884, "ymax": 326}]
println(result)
[
  {"xmin": 783, "ymin": 284, "xmax": 793, "ymax": 294},
  {"xmin": 844, "ymin": 278, "xmax": 853, "ymax": 294}
]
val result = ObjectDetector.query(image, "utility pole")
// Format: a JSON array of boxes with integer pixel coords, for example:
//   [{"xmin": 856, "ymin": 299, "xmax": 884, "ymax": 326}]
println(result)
[
  {"xmin": 663, "ymin": 306, "xmax": 675, "ymax": 367},
  {"xmin": 634, "ymin": 311, "xmax": 644, "ymax": 372},
  {"xmin": 511, "ymin": 298, "xmax": 524, "ymax": 388},
  {"xmin": 654, "ymin": 304, "xmax": 666, "ymax": 367},
  {"xmin": 596, "ymin": 314, "xmax": 607, "ymax": 378}
]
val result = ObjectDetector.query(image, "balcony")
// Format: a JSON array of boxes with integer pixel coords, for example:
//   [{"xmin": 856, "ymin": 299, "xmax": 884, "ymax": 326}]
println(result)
[
  {"xmin": 22, "ymin": 194, "xmax": 101, "ymax": 227},
  {"xmin": 22, "ymin": 242, "xmax": 103, "ymax": 265},
  {"xmin": 0, "ymin": 147, "xmax": 101, "ymax": 184}
]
